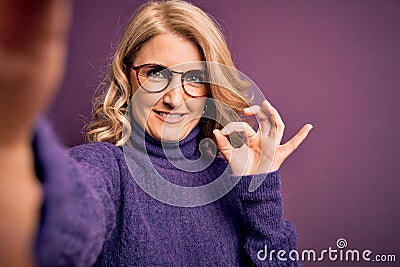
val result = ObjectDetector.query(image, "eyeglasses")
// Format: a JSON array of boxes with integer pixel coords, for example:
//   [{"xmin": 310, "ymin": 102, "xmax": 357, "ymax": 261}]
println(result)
[{"xmin": 131, "ymin": 63, "xmax": 209, "ymax": 97}]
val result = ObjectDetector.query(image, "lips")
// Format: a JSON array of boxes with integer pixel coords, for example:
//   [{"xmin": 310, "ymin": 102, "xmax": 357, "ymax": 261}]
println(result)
[{"xmin": 153, "ymin": 110, "xmax": 188, "ymax": 123}]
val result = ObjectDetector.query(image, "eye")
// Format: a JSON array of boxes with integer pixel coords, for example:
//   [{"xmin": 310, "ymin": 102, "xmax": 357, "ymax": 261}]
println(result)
[
  {"xmin": 144, "ymin": 66, "xmax": 169, "ymax": 80},
  {"xmin": 184, "ymin": 70, "xmax": 207, "ymax": 84}
]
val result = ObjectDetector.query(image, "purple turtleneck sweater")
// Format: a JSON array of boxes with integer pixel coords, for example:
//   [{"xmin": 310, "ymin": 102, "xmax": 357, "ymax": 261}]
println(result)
[{"xmin": 33, "ymin": 119, "xmax": 298, "ymax": 266}]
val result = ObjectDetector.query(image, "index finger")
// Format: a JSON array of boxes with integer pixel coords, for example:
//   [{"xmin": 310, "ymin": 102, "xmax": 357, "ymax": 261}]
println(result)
[{"xmin": 243, "ymin": 100, "xmax": 284, "ymax": 141}]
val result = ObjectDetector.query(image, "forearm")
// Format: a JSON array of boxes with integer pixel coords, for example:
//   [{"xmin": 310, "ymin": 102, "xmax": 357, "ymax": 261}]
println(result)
[
  {"xmin": 0, "ymin": 141, "xmax": 41, "ymax": 267},
  {"xmin": 235, "ymin": 171, "xmax": 298, "ymax": 267}
]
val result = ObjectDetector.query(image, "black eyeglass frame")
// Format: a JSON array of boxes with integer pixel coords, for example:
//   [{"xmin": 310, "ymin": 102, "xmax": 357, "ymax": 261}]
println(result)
[{"xmin": 131, "ymin": 63, "xmax": 209, "ymax": 98}]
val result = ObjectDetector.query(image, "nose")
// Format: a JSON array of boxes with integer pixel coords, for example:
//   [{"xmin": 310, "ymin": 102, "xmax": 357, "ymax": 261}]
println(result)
[{"xmin": 162, "ymin": 75, "xmax": 185, "ymax": 108}]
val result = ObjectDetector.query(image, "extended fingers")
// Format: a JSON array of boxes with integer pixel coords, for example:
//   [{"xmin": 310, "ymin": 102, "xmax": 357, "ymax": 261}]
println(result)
[
  {"xmin": 261, "ymin": 100, "xmax": 285, "ymax": 140},
  {"xmin": 282, "ymin": 123, "xmax": 313, "ymax": 157},
  {"xmin": 243, "ymin": 100, "xmax": 285, "ymax": 142}
]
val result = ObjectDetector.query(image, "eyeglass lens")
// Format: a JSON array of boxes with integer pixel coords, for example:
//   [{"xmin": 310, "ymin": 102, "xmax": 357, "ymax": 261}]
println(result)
[{"xmin": 136, "ymin": 64, "xmax": 208, "ymax": 97}]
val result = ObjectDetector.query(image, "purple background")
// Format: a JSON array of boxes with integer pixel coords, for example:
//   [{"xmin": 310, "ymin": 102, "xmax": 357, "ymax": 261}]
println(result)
[{"xmin": 48, "ymin": 1, "xmax": 400, "ymax": 266}]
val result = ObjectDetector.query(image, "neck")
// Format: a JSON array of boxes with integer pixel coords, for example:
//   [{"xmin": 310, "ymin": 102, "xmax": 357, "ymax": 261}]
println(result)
[{"xmin": 128, "ymin": 117, "xmax": 201, "ymax": 161}]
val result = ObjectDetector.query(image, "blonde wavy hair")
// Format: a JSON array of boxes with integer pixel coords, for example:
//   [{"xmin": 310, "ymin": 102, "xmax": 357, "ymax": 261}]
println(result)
[{"xmin": 86, "ymin": 0, "xmax": 251, "ymax": 146}]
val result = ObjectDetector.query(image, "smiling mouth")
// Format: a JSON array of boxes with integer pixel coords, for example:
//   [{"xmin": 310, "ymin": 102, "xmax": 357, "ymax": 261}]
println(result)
[{"xmin": 153, "ymin": 110, "xmax": 188, "ymax": 123}]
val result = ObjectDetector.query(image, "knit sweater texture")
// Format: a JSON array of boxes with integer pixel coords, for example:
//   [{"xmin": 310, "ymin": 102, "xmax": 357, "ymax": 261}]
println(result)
[{"xmin": 33, "ymin": 119, "xmax": 298, "ymax": 266}]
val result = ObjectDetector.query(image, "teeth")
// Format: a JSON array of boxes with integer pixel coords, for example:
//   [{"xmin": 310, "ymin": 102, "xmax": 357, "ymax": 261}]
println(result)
[{"xmin": 159, "ymin": 112, "xmax": 183, "ymax": 118}]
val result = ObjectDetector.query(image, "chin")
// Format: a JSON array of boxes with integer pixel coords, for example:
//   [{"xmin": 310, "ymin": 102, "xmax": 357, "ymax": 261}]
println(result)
[{"xmin": 146, "ymin": 117, "xmax": 200, "ymax": 142}]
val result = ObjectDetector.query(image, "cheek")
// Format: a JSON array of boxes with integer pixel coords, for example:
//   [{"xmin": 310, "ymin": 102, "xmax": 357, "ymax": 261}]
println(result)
[
  {"xmin": 186, "ymin": 98, "xmax": 207, "ymax": 115},
  {"xmin": 131, "ymin": 91, "xmax": 165, "ymax": 131},
  {"xmin": 129, "ymin": 72, "xmax": 159, "ymax": 112},
  {"xmin": 131, "ymin": 91, "xmax": 159, "ymax": 118}
]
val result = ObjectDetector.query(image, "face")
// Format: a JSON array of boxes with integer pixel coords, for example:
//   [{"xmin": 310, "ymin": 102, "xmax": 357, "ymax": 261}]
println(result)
[{"xmin": 128, "ymin": 33, "xmax": 207, "ymax": 142}]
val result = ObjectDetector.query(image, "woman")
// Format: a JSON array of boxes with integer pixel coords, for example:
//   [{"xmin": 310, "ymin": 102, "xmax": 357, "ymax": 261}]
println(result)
[{"xmin": 0, "ymin": 0, "xmax": 312, "ymax": 266}]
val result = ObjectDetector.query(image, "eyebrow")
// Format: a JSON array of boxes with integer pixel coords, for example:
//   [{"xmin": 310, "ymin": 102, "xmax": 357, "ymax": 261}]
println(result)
[{"xmin": 145, "ymin": 63, "xmax": 206, "ymax": 72}]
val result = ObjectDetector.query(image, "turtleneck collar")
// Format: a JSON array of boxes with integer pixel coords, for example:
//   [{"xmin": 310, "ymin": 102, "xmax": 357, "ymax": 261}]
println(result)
[{"xmin": 129, "ymin": 117, "xmax": 201, "ymax": 160}]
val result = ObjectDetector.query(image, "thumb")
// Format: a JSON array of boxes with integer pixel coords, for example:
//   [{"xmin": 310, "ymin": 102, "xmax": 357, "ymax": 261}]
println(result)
[{"xmin": 213, "ymin": 129, "xmax": 233, "ymax": 162}]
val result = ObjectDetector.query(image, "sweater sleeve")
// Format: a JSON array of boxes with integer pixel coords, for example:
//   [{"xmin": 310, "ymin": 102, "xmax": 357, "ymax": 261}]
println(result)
[
  {"xmin": 233, "ymin": 171, "xmax": 299, "ymax": 267},
  {"xmin": 33, "ymin": 120, "xmax": 116, "ymax": 266},
  {"xmin": 68, "ymin": 142, "xmax": 122, "ymax": 219}
]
